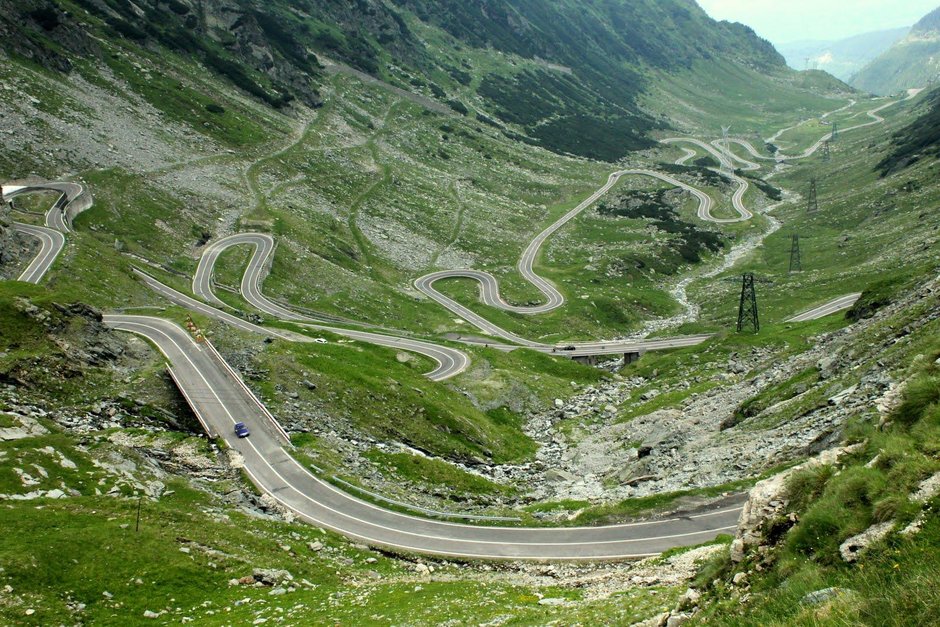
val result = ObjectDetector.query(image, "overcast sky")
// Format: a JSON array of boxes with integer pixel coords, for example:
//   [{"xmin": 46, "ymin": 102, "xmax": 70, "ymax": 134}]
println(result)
[{"xmin": 696, "ymin": 0, "xmax": 939, "ymax": 43}]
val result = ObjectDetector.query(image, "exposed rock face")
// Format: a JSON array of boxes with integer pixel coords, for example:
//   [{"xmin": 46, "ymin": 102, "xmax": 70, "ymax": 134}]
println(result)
[
  {"xmin": 0, "ymin": 0, "xmax": 322, "ymax": 107},
  {"xmin": 731, "ymin": 443, "xmax": 865, "ymax": 563},
  {"xmin": 839, "ymin": 522, "xmax": 894, "ymax": 562}
]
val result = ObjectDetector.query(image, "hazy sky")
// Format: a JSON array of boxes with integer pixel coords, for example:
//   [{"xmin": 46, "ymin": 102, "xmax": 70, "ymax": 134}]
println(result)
[{"xmin": 697, "ymin": 0, "xmax": 939, "ymax": 43}]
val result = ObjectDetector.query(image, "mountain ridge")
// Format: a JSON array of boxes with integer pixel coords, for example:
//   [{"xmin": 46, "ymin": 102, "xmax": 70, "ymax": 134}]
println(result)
[
  {"xmin": 0, "ymin": 0, "xmax": 815, "ymax": 161},
  {"xmin": 852, "ymin": 5, "xmax": 940, "ymax": 94},
  {"xmin": 776, "ymin": 27, "xmax": 909, "ymax": 82}
]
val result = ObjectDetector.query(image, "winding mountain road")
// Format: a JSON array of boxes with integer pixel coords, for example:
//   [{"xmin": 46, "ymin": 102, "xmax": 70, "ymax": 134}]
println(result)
[
  {"xmin": 12, "ymin": 223, "xmax": 65, "ymax": 284},
  {"xmin": 721, "ymin": 95, "xmax": 908, "ymax": 164},
  {"xmin": 660, "ymin": 138, "xmax": 753, "ymax": 223},
  {"xmin": 786, "ymin": 293, "xmax": 862, "ymax": 323},
  {"xmin": 140, "ymin": 266, "xmax": 469, "ymax": 381},
  {"xmin": 413, "ymin": 164, "xmax": 745, "ymax": 344},
  {"xmin": 3, "ymin": 182, "xmax": 87, "ymax": 283},
  {"xmin": 188, "ymin": 230, "xmax": 712, "ymax": 369},
  {"xmin": 7, "ymin": 94, "xmax": 892, "ymax": 562},
  {"xmin": 105, "ymin": 313, "xmax": 743, "ymax": 560}
]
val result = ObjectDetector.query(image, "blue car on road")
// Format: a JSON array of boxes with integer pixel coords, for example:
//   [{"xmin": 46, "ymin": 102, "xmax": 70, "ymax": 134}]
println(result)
[{"xmin": 234, "ymin": 422, "xmax": 250, "ymax": 438}]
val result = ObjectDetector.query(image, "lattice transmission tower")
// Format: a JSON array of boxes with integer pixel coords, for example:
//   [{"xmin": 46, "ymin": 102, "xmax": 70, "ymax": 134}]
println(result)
[
  {"xmin": 807, "ymin": 177, "xmax": 819, "ymax": 214},
  {"xmin": 789, "ymin": 234, "xmax": 802, "ymax": 273},
  {"xmin": 821, "ymin": 140, "xmax": 831, "ymax": 162},
  {"xmin": 737, "ymin": 273, "xmax": 760, "ymax": 333}
]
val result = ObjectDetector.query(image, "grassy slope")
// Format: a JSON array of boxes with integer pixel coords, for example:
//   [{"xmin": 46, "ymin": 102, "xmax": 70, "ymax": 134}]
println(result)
[
  {"xmin": 646, "ymin": 62, "xmax": 851, "ymax": 138},
  {"xmin": 690, "ymin": 284, "xmax": 940, "ymax": 625},
  {"xmin": 685, "ymin": 92, "xmax": 940, "ymax": 331},
  {"xmin": 0, "ymin": 432, "xmax": 678, "ymax": 626}
]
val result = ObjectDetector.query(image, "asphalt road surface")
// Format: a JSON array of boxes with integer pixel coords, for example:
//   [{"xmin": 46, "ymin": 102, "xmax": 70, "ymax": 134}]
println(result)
[
  {"xmin": 105, "ymin": 314, "xmax": 744, "ymax": 560},
  {"xmin": 660, "ymin": 138, "xmax": 753, "ymax": 223},
  {"xmin": 138, "ymin": 268, "xmax": 469, "ymax": 381},
  {"xmin": 12, "ymin": 223, "xmax": 65, "ymax": 284},
  {"xmin": 786, "ymin": 293, "xmax": 863, "ymax": 323},
  {"xmin": 4, "ymin": 181, "xmax": 87, "ymax": 283}
]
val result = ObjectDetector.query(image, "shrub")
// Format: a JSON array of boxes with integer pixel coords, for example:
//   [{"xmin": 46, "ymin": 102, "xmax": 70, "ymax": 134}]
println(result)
[
  {"xmin": 166, "ymin": 0, "xmax": 190, "ymax": 15},
  {"xmin": 205, "ymin": 103, "xmax": 225, "ymax": 115},
  {"xmin": 106, "ymin": 17, "xmax": 147, "ymax": 40},
  {"xmin": 428, "ymin": 82, "xmax": 446, "ymax": 99},
  {"xmin": 446, "ymin": 99, "xmax": 469, "ymax": 115},
  {"xmin": 28, "ymin": 7, "xmax": 60, "ymax": 31}
]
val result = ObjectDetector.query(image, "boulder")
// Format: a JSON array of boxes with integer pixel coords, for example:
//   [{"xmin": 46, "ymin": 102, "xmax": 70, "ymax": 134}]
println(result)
[
  {"xmin": 801, "ymin": 587, "xmax": 853, "ymax": 606},
  {"xmin": 666, "ymin": 613, "xmax": 690, "ymax": 627},
  {"xmin": 252, "ymin": 568, "xmax": 293, "ymax": 586},
  {"xmin": 675, "ymin": 588, "xmax": 701, "ymax": 611},
  {"xmin": 545, "ymin": 469, "xmax": 577, "ymax": 483},
  {"xmin": 839, "ymin": 522, "xmax": 894, "ymax": 562}
]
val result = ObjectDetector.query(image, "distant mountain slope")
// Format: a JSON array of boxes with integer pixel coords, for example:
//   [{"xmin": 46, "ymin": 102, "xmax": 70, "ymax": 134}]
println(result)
[
  {"xmin": 0, "ymin": 0, "xmax": 839, "ymax": 162},
  {"xmin": 878, "ymin": 87, "xmax": 940, "ymax": 174},
  {"xmin": 389, "ymin": 0, "xmax": 789, "ymax": 159},
  {"xmin": 777, "ymin": 27, "xmax": 909, "ymax": 82},
  {"xmin": 852, "ymin": 6, "xmax": 940, "ymax": 95}
]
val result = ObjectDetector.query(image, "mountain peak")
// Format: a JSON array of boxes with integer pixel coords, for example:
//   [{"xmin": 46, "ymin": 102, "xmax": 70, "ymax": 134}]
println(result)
[{"xmin": 911, "ymin": 6, "xmax": 940, "ymax": 34}]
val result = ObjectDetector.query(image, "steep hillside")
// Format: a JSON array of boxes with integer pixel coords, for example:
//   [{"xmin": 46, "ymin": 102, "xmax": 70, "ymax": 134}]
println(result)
[
  {"xmin": 777, "ymin": 27, "xmax": 909, "ymax": 81},
  {"xmin": 388, "ymin": 0, "xmax": 787, "ymax": 158},
  {"xmin": 852, "ymin": 6, "xmax": 940, "ymax": 95},
  {"xmin": 878, "ymin": 87, "xmax": 940, "ymax": 174},
  {"xmin": 0, "ymin": 0, "xmax": 840, "ymax": 162}
]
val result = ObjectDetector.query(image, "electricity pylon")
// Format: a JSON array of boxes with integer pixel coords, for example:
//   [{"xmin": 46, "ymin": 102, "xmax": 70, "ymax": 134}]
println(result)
[
  {"xmin": 737, "ymin": 273, "xmax": 760, "ymax": 333},
  {"xmin": 807, "ymin": 177, "xmax": 819, "ymax": 214},
  {"xmin": 722, "ymin": 274, "xmax": 772, "ymax": 333},
  {"xmin": 821, "ymin": 140, "xmax": 831, "ymax": 162},
  {"xmin": 789, "ymin": 234, "xmax": 802, "ymax": 273},
  {"xmin": 830, "ymin": 121, "xmax": 839, "ymax": 142}
]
